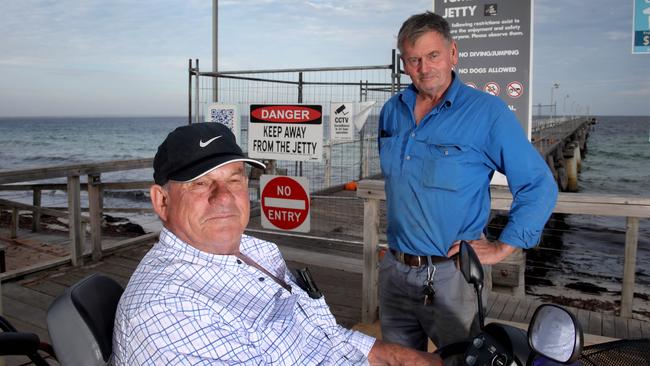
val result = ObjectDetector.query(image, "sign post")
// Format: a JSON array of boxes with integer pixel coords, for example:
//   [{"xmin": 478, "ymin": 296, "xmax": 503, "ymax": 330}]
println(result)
[
  {"xmin": 433, "ymin": 0, "xmax": 533, "ymax": 138},
  {"xmin": 260, "ymin": 175, "xmax": 310, "ymax": 232}
]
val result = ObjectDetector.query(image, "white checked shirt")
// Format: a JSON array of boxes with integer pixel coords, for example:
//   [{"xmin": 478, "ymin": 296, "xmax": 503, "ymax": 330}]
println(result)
[{"xmin": 113, "ymin": 228, "xmax": 375, "ymax": 365}]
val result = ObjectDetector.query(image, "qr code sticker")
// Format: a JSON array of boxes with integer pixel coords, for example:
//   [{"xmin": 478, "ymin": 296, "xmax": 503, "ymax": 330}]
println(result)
[{"xmin": 210, "ymin": 108, "xmax": 235, "ymax": 130}]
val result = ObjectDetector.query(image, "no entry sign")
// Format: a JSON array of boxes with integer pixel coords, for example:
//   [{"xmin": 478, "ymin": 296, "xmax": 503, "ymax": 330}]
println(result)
[{"xmin": 260, "ymin": 175, "xmax": 310, "ymax": 232}]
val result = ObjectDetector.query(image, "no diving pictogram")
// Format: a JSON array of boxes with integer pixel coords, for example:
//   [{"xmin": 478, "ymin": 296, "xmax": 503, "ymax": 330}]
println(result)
[{"xmin": 260, "ymin": 175, "xmax": 310, "ymax": 232}]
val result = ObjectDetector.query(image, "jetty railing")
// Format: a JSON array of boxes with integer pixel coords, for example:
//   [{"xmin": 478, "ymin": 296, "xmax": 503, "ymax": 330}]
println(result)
[
  {"xmin": 357, "ymin": 179, "xmax": 650, "ymax": 323},
  {"xmin": 0, "ymin": 159, "xmax": 156, "ymax": 277}
]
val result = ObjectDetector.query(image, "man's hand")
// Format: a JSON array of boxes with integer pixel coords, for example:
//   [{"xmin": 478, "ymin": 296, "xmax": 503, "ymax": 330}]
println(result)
[
  {"xmin": 446, "ymin": 237, "xmax": 516, "ymax": 265},
  {"xmin": 367, "ymin": 340, "xmax": 442, "ymax": 366}
]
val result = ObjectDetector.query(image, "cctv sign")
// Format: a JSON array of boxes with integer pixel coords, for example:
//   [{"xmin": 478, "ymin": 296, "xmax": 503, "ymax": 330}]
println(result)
[{"xmin": 330, "ymin": 102, "xmax": 354, "ymax": 142}]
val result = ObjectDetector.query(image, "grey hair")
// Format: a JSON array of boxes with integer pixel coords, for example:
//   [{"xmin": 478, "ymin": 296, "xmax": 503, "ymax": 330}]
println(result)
[{"xmin": 397, "ymin": 11, "xmax": 453, "ymax": 52}]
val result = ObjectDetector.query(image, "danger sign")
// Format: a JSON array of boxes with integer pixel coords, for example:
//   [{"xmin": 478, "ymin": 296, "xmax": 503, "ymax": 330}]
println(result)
[
  {"xmin": 260, "ymin": 175, "xmax": 310, "ymax": 232},
  {"xmin": 248, "ymin": 104, "xmax": 323, "ymax": 162}
]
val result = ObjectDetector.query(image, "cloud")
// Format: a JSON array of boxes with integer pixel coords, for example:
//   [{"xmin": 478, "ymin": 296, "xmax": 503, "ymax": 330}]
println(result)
[{"xmin": 605, "ymin": 31, "xmax": 628, "ymax": 41}]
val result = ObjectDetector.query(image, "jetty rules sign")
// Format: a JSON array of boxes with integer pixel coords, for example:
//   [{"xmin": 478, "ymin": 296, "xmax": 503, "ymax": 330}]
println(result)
[
  {"xmin": 260, "ymin": 175, "xmax": 310, "ymax": 232},
  {"xmin": 433, "ymin": 0, "xmax": 533, "ymax": 138},
  {"xmin": 248, "ymin": 104, "xmax": 323, "ymax": 162}
]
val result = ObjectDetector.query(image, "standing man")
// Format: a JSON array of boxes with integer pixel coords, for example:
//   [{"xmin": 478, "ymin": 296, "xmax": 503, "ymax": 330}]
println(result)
[
  {"xmin": 113, "ymin": 122, "xmax": 441, "ymax": 365},
  {"xmin": 378, "ymin": 11, "xmax": 558, "ymax": 354}
]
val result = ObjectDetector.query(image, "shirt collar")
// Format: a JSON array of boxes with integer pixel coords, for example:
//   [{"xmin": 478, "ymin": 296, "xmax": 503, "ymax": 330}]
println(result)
[
  {"xmin": 399, "ymin": 71, "xmax": 461, "ymax": 112},
  {"xmin": 158, "ymin": 226, "xmax": 242, "ymax": 269}
]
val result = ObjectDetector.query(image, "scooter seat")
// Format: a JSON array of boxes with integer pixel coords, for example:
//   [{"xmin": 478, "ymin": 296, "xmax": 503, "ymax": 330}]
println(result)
[{"xmin": 46, "ymin": 273, "xmax": 124, "ymax": 366}]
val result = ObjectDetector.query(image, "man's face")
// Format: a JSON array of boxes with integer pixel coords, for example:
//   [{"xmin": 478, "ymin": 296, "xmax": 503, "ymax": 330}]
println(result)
[
  {"xmin": 151, "ymin": 162, "xmax": 250, "ymax": 254},
  {"xmin": 401, "ymin": 31, "xmax": 458, "ymax": 99}
]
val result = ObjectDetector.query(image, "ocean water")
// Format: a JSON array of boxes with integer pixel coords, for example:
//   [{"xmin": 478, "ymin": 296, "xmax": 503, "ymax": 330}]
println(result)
[
  {"xmin": 524, "ymin": 116, "xmax": 650, "ymax": 319},
  {"xmin": 0, "ymin": 116, "xmax": 182, "ymax": 174},
  {"xmin": 0, "ymin": 115, "xmax": 649, "ymax": 317}
]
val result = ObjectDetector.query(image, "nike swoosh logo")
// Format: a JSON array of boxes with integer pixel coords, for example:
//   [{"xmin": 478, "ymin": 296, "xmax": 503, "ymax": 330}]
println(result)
[{"xmin": 199, "ymin": 135, "xmax": 222, "ymax": 148}]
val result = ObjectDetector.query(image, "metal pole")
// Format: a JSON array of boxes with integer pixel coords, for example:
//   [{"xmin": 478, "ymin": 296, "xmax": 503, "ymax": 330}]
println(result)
[
  {"xmin": 188, "ymin": 59, "xmax": 192, "ymax": 125},
  {"xmin": 550, "ymin": 83, "xmax": 559, "ymax": 118},
  {"xmin": 213, "ymin": 0, "xmax": 218, "ymax": 102},
  {"xmin": 359, "ymin": 80, "xmax": 364, "ymax": 180},
  {"xmin": 195, "ymin": 59, "xmax": 200, "ymax": 124},
  {"xmin": 298, "ymin": 72, "xmax": 303, "ymax": 176},
  {"xmin": 390, "ymin": 49, "xmax": 396, "ymax": 95}
]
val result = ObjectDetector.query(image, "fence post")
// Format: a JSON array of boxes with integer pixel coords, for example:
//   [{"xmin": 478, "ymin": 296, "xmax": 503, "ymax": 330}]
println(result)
[
  {"xmin": 10, "ymin": 208, "xmax": 18, "ymax": 239},
  {"xmin": 361, "ymin": 197, "xmax": 379, "ymax": 323},
  {"xmin": 195, "ymin": 59, "xmax": 200, "ymax": 124},
  {"xmin": 88, "ymin": 174, "xmax": 103, "ymax": 261},
  {"xmin": 67, "ymin": 175, "xmax": 83, "ymax": 266},
  {"xmin": 188, "ymin": 59, "xmax": 193, "ymax": 125},
  {"xmin": 621, "ymin": 216, "xmax": 640, "ymax": 318},
  {"xmin": 32, "ymin": 189, "xmax": 41, "ymax": 232},
  {"xmin": 324, "ymin": 144, "xmax": 332, "ymax": 188},
  {"xmin": 363, "ymin": 80, "xmax": 370, "ymax": 179}
]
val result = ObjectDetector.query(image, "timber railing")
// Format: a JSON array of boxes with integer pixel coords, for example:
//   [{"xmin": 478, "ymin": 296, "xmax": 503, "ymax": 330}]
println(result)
[
  {"xmin": 357, "ymin": 179, "xmax": 650, "ymax": 323},
  {"xmin": 0, "ymin": 159, "xmax": 157, "ymax": 279}
]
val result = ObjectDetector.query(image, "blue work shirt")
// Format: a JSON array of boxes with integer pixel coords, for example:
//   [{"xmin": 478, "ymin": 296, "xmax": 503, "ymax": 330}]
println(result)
[{"xmin": 378, "ymin": 73, "xmax": 558, "ymax": 256}]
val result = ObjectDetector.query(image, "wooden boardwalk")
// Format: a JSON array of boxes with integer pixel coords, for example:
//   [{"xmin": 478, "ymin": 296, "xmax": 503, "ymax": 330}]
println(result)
[{"xmin": 1, "ymin": 227, "xmax": 650, "ymax": 364}]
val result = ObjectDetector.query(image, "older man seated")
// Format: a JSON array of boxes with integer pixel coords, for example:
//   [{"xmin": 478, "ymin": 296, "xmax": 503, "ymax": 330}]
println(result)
[{"xmin": 112, "ymin": 122, "xmax": 442, "ymax": 365}]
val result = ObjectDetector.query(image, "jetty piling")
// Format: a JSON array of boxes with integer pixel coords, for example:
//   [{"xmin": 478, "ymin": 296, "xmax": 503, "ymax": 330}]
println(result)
[{"xmin": 532, "ymin": 116, "xmax": 595, "ymax": 192}]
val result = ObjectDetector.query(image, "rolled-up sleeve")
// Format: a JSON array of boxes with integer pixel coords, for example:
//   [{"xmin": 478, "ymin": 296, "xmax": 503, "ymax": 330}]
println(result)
[{"xmin": 486, "ymin": 110, "xmax": 559, "ymax": 249}]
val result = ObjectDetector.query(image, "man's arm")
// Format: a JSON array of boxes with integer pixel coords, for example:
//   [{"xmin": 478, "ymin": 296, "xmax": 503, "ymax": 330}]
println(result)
[
  {"xmin": 487, "ymin": 109, "xmax": 559, "ymax": 249},
  {"xmin": 367, "ymin": 340, "xmax": 443, "ymax": 366}
]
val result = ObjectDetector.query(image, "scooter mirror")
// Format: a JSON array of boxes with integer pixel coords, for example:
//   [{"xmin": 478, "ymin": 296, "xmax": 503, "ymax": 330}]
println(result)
[
  {"xmin": 528, "ymin": 304, "xmax": 583, "ymax": 364},
  {"xmin": 459, "ymin": 240, "xmax": 484, "ymax": 287},
  {"xmin": 459, "ymin": 241, "xmax": 486, "ymax": 329}
]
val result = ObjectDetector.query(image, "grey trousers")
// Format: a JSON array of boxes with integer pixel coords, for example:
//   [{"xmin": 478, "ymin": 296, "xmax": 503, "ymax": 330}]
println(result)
[{"xmin": 378, "ymin": 250, "xmax": 491, "ymax": 353}]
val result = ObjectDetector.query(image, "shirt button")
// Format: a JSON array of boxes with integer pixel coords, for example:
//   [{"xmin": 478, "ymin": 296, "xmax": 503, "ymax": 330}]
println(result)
[
  {"xmin": 444, "ymin": 150, "xmax": 449, "ymax": 156},
  {"xmin": 258, "ymin": 277, "xmax": 265, "ymax": 282},
  {"xmin": 410, "ymin": 132, "xmax": 415, "ymax": 138},
  {"xmin": 236, "ymin": 259, "xmax": 242, "ymax": 264},
  {"xmin": 406, "ymin": 155, "xmax": 411, "ymax": 160}
]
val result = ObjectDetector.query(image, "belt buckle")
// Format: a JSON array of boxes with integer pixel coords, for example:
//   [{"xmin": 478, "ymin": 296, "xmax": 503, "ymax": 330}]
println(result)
[
  {"xmin": 412, "ymin": 255, "xmax": 422, "ymax": 268},
  {"xmin": 403, "ymin": 253, "xmax": 421, "ymax": 268}
]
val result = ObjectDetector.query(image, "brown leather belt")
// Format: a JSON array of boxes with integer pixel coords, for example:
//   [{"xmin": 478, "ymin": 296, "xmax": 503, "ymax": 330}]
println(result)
[{"xmin": 390, "ymin": 249, "xmax": 450, "ymax": 267}]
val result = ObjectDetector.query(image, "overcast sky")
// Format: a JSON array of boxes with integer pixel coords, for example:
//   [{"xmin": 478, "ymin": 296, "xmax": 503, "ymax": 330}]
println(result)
[{"xmin": 1, "ymin": 0, "xmax": 648, "ymax": 117}]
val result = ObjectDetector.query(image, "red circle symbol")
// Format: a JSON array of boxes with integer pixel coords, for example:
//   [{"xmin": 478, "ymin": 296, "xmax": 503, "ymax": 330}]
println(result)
[
  {"xmin": 484, "ymin": 82, "xmax": 500, "ymax": 96},
  {"xmin": 507, "ymin": 81, "xmax": 524, "ymax": 98},
  {"xmin": 261, "ymin": 176, "xmax": 309, "ymax": 230}
]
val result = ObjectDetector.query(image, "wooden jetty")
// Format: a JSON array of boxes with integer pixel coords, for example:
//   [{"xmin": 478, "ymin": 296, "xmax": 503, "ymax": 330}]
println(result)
[{"xmin": 532, "ymin": 116, "xmax": 595, "ymax": 192}]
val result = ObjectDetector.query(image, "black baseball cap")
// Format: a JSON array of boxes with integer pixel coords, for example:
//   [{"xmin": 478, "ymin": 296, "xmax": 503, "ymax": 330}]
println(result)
[{"xmin": 153, "ymin": 122, "xmax": 265, "ymax": 185}]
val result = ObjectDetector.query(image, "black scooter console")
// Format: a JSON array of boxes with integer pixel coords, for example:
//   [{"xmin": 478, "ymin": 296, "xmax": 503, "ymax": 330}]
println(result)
[{"xmin": 463, "ymin": 323, "xmax": 531, "ymax": 366}]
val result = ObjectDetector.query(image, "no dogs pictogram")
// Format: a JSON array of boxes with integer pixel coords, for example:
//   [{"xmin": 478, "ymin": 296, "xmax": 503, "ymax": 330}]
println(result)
[{"xmin": 484, "ymin": 82, "xmax": 500, "ymax": 96}]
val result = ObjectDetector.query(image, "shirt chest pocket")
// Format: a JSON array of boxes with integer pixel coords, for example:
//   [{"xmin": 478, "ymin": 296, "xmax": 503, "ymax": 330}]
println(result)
[{"xmin": 422, "ymin": 143, "xmax": 469, "ymax": 191}]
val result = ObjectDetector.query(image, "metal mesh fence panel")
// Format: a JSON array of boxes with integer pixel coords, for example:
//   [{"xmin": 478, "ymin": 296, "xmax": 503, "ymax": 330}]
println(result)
[{"xmin": 189, "ymin": 62, "xmax": 397, "ymax": 242}]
